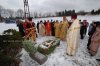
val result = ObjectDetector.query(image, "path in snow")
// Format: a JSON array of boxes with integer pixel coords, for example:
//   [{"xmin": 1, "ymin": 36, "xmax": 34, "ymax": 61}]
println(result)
[{"xmin": 19, "ymin": 36, "xmax": 99, "ymax": 66}]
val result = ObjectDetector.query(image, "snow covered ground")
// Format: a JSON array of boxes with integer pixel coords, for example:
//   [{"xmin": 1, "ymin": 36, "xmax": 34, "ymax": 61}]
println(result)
[
  {"xmin": 0, "ymin": 23, "xmax": 18, "ymax": 35},
  {"xmin": 19, "ymin": 36, "xmax": 99, "ymax": 66}
]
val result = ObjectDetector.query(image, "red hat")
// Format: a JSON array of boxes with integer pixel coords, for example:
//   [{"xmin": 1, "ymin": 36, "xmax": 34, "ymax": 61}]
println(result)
[
  {"xmin": 71, "ymin": 13, "xmax": 77, "ymax": 19},
  {"xmin": 83, "ymin": 20, "xmax": 87, "ymax": 22}
]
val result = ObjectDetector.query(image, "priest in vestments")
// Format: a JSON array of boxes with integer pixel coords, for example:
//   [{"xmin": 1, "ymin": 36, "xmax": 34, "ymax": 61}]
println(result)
[
  {"xmin": 54, "ymin": 20, "xmax": 61, "ymax": 38},
  {"xmin": 45, "ymin": 20, "xmax": 51, "ymax": 36},
  {"xmin": 39, "ymin": 21, "xmax": 45, "ymax": 36},
  {"xmin": 23, "ymin": 19, "xmax": 36, "ymax": 41},
  {"xmin": 60, "ymin": 16, "xmax": 69, "ymax": 40},
  {"xmin": 66, "ymin": 19, "xmax": 80, "ymax": 56}
]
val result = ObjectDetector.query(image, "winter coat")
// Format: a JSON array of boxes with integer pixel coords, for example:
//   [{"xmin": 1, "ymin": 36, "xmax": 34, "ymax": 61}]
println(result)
[{"xmin": 89, "ymin": 27, "xmax": 100, "ymax": 56}]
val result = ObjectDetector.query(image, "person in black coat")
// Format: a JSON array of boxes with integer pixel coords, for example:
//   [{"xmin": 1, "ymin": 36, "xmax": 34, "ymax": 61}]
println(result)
[
  {"xmin": 17, "ymin": 19, "xmax": 25, "ymax": 37},
  {"xmin": 83, "ymin": 20, "xmax": 89, "ymax": 35},
  {"xmin": 44, "ymin": 20, "xmax": 46, "ymax": 26},
  {"xmin": 37, "ymin": 21, "xmax": 40, "ymax": 33},
  {"xmin": 80, "ymin": 21, "xmax": 85, "ymax": 39},
  {"xmin": 87, "ymin": 22, "xmax": 97, "ymax": 50},
  {"xmin": 51, "ymin": 21, "xmax": 55, "ymax": 36}
]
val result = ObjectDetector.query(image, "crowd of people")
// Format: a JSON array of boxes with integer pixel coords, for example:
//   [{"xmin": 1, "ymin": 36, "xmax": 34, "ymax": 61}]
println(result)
[
  {"xmin": 16, "ymin": 15, "xmax": 100, "ymax": 58},
  {"xmin": 37, "ymin": 16, "xmax": 69, "ymax": 41}
]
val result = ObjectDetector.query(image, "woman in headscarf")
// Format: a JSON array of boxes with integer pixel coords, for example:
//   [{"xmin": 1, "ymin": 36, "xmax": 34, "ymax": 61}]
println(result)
[{"xmin": 89, "ymin": 25, "xmax": 100, "ymax": 56}]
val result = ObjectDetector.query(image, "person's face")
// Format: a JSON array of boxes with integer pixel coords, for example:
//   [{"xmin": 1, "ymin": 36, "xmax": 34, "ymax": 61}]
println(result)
[
  {"xmin": 25, "ymin": 19, "xmax": 29, "ymax": 23},
  {"xmin": 17, "ymin": 20, "xmax": 20, "ymax": 23},
  {"xmin": 47, "ymin": 20, "xmax": 49, "ymax": 22},
  {"xmin": 71, "ymin": 19, "xmax": 75, "ymax": 22},
  {"xmin": 96, "ymin": 26, "xmax": 100, "ymax": 31},
  {"xmin": 93, "ymin": 23, "xmax": 96, "ymax": 27}
]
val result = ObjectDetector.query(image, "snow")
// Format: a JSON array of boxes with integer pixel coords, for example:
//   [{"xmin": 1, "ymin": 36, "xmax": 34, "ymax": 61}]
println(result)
[
  {"xmin": 19, "ymin": 36, "xmax": 99, "ymax": 66},
  {"xmin": 0, "ymin": 23, "xmax": 19, "ymax": 35}
]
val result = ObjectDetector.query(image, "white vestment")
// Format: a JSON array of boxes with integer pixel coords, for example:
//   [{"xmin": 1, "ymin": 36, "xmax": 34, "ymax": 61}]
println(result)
[
  {"xmin": 66, "ymin": 19, "xmax": 80, "ymax": 56},
  {"xmin": 39, "ymin": 24, "xmax": 42, "ymax": 35}
]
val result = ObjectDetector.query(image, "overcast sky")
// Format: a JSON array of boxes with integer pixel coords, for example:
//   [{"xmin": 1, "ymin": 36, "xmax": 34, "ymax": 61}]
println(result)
[{"xmin": 0, "ymin": 0, "xmax": 100, "ymax": 12}]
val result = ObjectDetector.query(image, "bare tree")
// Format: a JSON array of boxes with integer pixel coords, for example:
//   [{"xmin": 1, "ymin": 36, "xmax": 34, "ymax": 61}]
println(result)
[
  {"xmin": 33, "ymin": 12, "xmax": 38, "ymax": 18},
  {"xmin": 7, "ymin": 9, "xmax": 14, "ymax": 18},
  {"xmin": 38, "ymin": 12, "xmax": 42, "ymax": 18},
  {"xmin": 30, "ymin": 12, "xmax": 33, "ymax": 17},
  {"xmin": 45, "ymin": 12, "xmax": 52, "ymax": 17},
  {"xmin": 16, "ymin": 9, "xmax": 24, "ymax": 18},
  {"xmin": 0, "ymin": 5, "xmax": 3, "ymax": 17}
]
